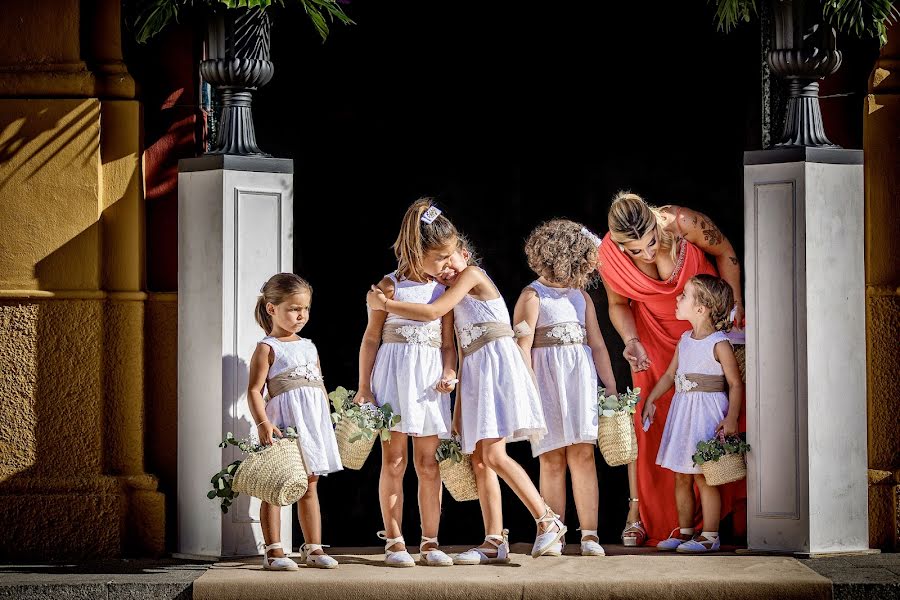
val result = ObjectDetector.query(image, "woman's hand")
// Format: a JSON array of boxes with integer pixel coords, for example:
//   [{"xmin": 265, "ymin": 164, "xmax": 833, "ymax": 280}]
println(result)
[
  {"xmin": 366, "ymin": 285, "xmax": 388, "ymax": 311},
  {"xmin": 624, "ymin": 339, "xmax": 651, "ymax": 372}
]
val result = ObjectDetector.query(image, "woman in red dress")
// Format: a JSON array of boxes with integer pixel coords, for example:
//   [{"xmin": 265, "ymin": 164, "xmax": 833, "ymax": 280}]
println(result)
[{"xmin": 598, "ymin": 192, "xmax": 746, "ymax": 546}]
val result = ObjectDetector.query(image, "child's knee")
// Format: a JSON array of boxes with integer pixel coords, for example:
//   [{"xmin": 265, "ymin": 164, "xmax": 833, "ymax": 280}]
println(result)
[
  {"xmin": 566, "ymin": 444, "xmax": 595, "ymax": 467},
  {"xmin": 674, "ymin": 473, "xmax": 693, "ymax": 487},
  {"xmin": 382, "ymin": 454, "xmax": 407, "ymax": 478},
  {"xmin": 413, "ymin": 453, "xmax": 439, "ymax": 480},
  {"xmin": 540, "ymin": 449, "xmax": 567, "ymax": 471}
]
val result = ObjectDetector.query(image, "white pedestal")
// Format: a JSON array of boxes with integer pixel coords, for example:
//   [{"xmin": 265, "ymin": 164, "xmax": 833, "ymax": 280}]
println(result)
[
  {"xmin": 744, "ymin": 148, "xmax": 868, "ymax": 555},
  {"xmin": 176, "ymin": 155, "xmax": 294, "ymax": 558}
]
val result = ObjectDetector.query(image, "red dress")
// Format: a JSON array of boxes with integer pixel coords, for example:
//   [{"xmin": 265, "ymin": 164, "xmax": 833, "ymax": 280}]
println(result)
[{"xmin": 597, "ymin": 233, "xmax": 746, "ymax": 544}]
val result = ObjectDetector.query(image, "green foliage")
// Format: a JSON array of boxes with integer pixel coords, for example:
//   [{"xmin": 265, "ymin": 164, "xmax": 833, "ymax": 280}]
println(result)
[
  {"xmin": 708, "ymin": 0, "xmax": 897, "ymax": 45},
  {"xmin": 329, "ymin": 386, "xmax": 402, "ymax": 442},
  {"xmin": 129, "ymin": 0, "xmax": 353, "ymax": 44},
  {"xmin": 597, "ymin": 387, "xmax": 642, "ymax": 417},
  {"xmin": 692, "ymin": 432, "xmax": 751, "ymax": 466},
  {"xmin": 434, "ymin": 438, "xmax": 465, "ymax": 464},
  {"xmin": 207, "ymin": 427, "xmax": 298, "ymax": 513}
]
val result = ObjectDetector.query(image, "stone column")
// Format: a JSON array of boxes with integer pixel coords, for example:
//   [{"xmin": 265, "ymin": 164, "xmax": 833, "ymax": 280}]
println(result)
[
  {"xmin": 176, "ymin": 155, "xmax": 294, "ymax": 558},
  {"xmin": 744, "ymin": 147, "xmax": 868, "ymax": 555}
]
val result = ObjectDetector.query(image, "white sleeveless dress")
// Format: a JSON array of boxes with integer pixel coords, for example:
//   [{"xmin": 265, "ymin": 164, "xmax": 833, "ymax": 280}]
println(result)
[
  {"xmin": 261, "ymin": 336, "xmax": 343, "ymax": 476},
  {"xmin": 528, "ymin": 281, "xmax": 599, "ymax": 457},
  {"xmin": 656, "ymin": 331, "xmax": 731, "ymax": 474},
  {"xmin": 370, "ymin": 274, "xmax": 452, "ymax": 438},
  {"xmin": 454, "ymin": 280, "xmax": 546, "ymax": 455}
]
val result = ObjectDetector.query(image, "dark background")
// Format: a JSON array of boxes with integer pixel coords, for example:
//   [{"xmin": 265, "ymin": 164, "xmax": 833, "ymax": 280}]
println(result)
[{"xmin": 261, "ymin": 0, "xmax": 758, "ymax": 547}]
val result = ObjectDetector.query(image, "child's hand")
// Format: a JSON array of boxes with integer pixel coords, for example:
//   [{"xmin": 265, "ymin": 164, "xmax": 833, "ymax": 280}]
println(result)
[
  {"xmin": 715, "ymin": 416, "xmax": 739, "ymax": 437},
  {"xmin": 624, "ymin": 339, "xmax": 651, "ymax": 372},
  {"xmin": 366, "ymin": 286, "xmax": 388, "ymax": 311},
  {"xmin": 257, "ymin": 420, "xmax": 282, "ymax": 446},
  {"xmin": 435, "ymin": 371, "xmax": 458, "ymax": 393},
  {"xmin": 353, "ymin": 388, "xmax": 375, "ymax": 405},
  {"xmin": 640, "ymin": 400, "xmax": 656, "ymax": 426}
]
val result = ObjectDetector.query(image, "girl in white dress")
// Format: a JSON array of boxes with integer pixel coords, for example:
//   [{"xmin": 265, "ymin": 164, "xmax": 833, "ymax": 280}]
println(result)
[
  {"xmin": 355, "ymin": 199, "xmax": 458, "ymax": 567},
  {"xmin": 247, "ymin": 273, "xmax": 342, "ymax": 571},
  {"xmin": 367, "ymin": 235, "xmax": 568, "ymax": 563},
  {"xmin": 514, "ymin": 220, "xmax": 618, "ymax": 557},
  {"xmin": 642, "ymin": 274, "xmax": 743, "ymax": 553}
]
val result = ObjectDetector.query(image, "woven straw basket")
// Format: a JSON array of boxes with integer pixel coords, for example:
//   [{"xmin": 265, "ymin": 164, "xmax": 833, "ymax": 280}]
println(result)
[
  {"xmin": 733, "ymin": 344, "xmax": 747, "ymax": 383},
  {"xmin": 335, "ymin": 418, "xmax": 377, "ymax": 470},
  {"xmin": 232, "ymin": 438, "xmax": 308, "ymax": 506},
  {"xmin": 439, "ymin": 454, "xmax": 479, "ymax": 502},
  {"xmin": 701, "ymin": 453, "xmax": 747, "ymax": 486},
  {"xmin": 598, "ymin": 412, "xmax": 638, "ymax": 467}
]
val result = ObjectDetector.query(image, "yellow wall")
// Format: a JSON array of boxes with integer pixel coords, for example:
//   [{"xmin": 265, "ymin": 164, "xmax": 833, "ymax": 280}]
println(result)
[
  {"xmin": 0, "ymin": 0, "xmax": 163, "ymax": 558},
  {"xmin": 865, "ymin": 24, "xmax": 900, "ymax": 551}
]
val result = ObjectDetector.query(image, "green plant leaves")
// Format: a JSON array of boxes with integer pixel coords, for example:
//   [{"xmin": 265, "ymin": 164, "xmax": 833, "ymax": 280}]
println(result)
[{"xmin": 692, "ymin": 432, "xmax": 751, "ymax": 466}]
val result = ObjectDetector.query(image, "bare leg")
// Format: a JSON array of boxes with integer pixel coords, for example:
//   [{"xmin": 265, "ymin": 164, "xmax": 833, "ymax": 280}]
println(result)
[
  {"xmin": 478, "ymin": 438, "xmax": 556, "ymax": 533},
  {"xmin": 626, "ymin": 460, "xmax": 640, "ymax": 522},
  {"xmin": 297, "ymin": 475, "xmax": 323, "ymax": 554},
  {"xmin": 472, "ymin": 443, "xmax": 503, "ymax": 551},
  {"xmin": 538, "ymin": 448, "xmax": 567, "ymax": 526},
  {"xmin": 259, "ymin": 501, "xmax": 285, "ymax": 557},
  {"xmin": 694, "ymin": 473, "xmax": 721, "ymax": 536},
  {"xmin": 566, "ymin": 444, "xmax": 599, "ymax": 537},
  {"xmin": 412, "ymin": 435, "xmax": 442, "ymax": 550},
  {"xmin": 379, "ymin": 432, "xmax": 409, "ymax": 551},
  {"xmin": 674, "ymin": 472, "xmax": 695, "ymax": 540}
]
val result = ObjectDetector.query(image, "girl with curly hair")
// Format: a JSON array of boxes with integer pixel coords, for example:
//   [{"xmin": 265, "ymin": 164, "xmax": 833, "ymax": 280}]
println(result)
[{"xmin": 513, "ymin": 219, "xmax": 618, "ymax": 557}]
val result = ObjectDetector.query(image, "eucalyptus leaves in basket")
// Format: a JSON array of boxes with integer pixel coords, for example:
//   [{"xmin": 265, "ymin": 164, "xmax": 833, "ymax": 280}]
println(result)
[
  {"xmin": 328, "ymin": 386, "xmax": 400, "ymax": 443},
  {"xmin": 597, "ymin": 386, "xmax": 642, "ymax": 417},
  {"xmin": 596, "ymin": 387, "xmax": 642, "ymax": 467},
  {"xmin": 691, "ymin": 432, "xmax": 751, "ymax": 466},
  {"xmin": 692, "ymin": 432, "xmax": 751, "ymax": 486},
  {"xmin": 434, "ymin": 437, "xmax": 479, "ymax": 502},
  {"xmin": 208, "ymin": 427, "xmax": 299, "ymax": 513},
  {"xmin": 434, "ymin": 438, "xmax": 465, "ymax": 464}
]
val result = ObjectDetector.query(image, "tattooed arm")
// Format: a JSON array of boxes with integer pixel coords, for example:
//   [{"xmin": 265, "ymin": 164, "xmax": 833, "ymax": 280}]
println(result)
[{"xmin": 664, "ymin": 206, "xmax": 744, "ymax": 326}]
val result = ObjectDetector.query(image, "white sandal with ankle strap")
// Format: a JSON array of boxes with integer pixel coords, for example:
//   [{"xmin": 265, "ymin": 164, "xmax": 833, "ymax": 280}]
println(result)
[
  {"xmin": 579, "ymin": 529, "xmax": 605, "ymax": 556},
  {"xmin": 532, "ymin": 505, "xmax": 568, "ymax": 558},
  {"xmin": 419, "ymin": 535, "xmax": 453, "ymax": 566},
  {"xmin": 454, "ymin": 530, "xmax": 511, "ymax": 565},
  {"xmin": 261, "ymin": 542, "xmax": 299, "ymax": 571},
  {"xmin": 621, "ymin": 497, "xmax": 646, "ymax": 547},
  {"xmin": 300, "ymin": 543, "xmax": 338, "ymax": 569},
  {"xmin": 377, "ymin": 531, "xmax": 416, "ymax": 567}
]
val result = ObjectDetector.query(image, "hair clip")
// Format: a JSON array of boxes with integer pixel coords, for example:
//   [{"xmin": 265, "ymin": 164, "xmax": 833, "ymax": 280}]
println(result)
[
  {"xmin": 580, "ymin": 227, "xmax": 602, "ymax": 248},
  {"xmin": 421, "ymin": 206, "xmax": 442, "ymax": 224}
]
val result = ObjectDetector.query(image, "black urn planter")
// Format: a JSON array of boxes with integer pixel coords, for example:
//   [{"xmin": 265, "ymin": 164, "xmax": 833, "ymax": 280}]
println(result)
[
  {"xmin": 200, "ymin": 8, "xmax": 274, "ymax": 156},
  {"xmin": 767, "ymin": 0, "xmax": 843, "ymax": 147}
]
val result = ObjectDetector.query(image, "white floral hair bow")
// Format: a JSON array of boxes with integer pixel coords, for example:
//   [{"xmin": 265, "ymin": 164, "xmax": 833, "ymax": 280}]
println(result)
[{"xmin": 421, "ymin": 206, "xmax": 442, "ymax": 224}]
